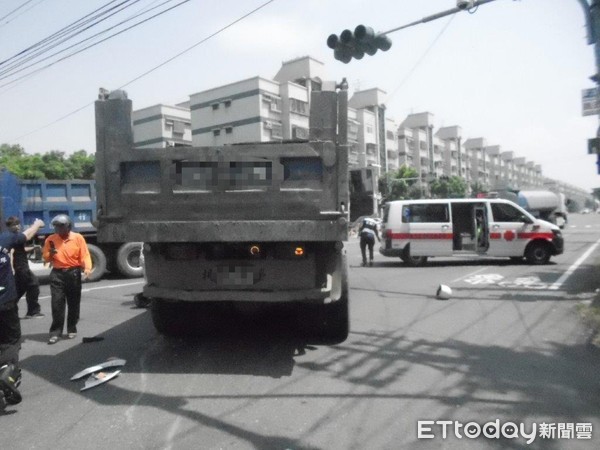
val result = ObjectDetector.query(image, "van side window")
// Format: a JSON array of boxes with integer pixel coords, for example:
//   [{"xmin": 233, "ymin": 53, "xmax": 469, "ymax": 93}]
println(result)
[
  {"xmin": 403, "ymin": 204, "xmax": 449, "ymax": 223},
  {"xmin": 491, "ymin": 203, "xmax": 523, "ymax": 222}
]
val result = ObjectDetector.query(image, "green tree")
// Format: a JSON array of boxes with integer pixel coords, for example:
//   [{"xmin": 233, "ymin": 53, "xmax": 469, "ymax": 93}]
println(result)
[
  {"xmin": 470, "ymin": 181, "xmax": 488, "ymax": 197},
  {"xmin": 66, "ymin": 150, "xmax": 95, "ymax": 179},
  {"xmin": 0, "ymin": 144, "xmax": 95, "ymax": 180},
  {"xmin": 447, "ymin": 176, "xmax": 467, "ymax": 198},
  {"xmin": 379, "ymin": 165, "xmax": 421, "ymax": 202}
]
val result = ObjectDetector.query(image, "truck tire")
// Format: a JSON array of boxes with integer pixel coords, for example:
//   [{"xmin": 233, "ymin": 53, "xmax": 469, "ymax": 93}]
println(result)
[
  {"xmin": 151, "ymin": 300, "xmax": 219, "ymax": 336},
  {"xmin": 87, "ymin": 244, "xmax": 107, "ymax": 282},
  {"xmin": 116, "ymin": 242, "xmax": 143, "ymax": 278},
  {"xmin": 151, "ymin": 299, "xmax": 188, "ymax": 336},
  {"xmin": 401, "ymin": 245, "xmax": 428, "ymax": 267},
  {"xmin": 300, "ymin": 253, "xmax": 349, "ymax": 344},
  {"xmin": 320, "ymin": 293, "xmax": 349, "ymax": 344}
]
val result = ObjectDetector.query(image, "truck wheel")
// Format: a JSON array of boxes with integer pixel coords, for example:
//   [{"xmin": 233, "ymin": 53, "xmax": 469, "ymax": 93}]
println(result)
[
  {"xmin": 401, "ymin": 246, "xmax": 428, "ymax": 267},
  {"xmin": 151, "ymin": 301, "xmax": 221, "ymax": 336},
  {"xmin": 87, "ymin": 244, "xmax": 107, "ymax": 282},
  {"xmin": 320, "ymin": 294, "xmax": 349, "ymax": 344},
  {"xmin": 116, "ymin": 242, "xmax": 144, "ymax": 278},
  {"xmin": 525, "ymin": 242, "xmax": 551, "ymax": 265},
  {"xmin": 299, "ymin": 254, "xmax": 349, "ymax": 344},
  {"xmin": 151, "ymin": 299, "xmax": 189, "ymax": 336}
]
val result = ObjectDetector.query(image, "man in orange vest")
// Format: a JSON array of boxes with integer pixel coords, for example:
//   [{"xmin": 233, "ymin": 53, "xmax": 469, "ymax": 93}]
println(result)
[{"xmin": 43, "ymin": 214, "xmax": 92, "ymax": 345}]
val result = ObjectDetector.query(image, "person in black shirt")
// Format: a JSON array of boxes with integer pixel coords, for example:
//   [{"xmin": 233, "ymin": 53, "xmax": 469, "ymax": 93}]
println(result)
[
  {"xmin": 359, "ymin": 218, "xmax": 381, "ymax": 267},
  {"xmin": 5, "ymin": 217, "xmax": 43, "ymax": 318},
  {"xmin": 0, "ymin": 217, "xmax": 44, "ymax": 412}
]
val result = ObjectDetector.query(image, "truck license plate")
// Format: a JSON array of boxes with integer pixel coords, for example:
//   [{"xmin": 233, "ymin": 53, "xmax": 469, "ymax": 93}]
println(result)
[{"xmin": 215, "ymin": 265, "xmax": 255, "ymax": 286}]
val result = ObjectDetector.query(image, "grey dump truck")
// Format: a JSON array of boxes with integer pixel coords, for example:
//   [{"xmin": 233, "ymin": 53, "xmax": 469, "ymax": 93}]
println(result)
[{"xmin": 95, "ymin": 85, "xmax": 350, "ymax": 342}]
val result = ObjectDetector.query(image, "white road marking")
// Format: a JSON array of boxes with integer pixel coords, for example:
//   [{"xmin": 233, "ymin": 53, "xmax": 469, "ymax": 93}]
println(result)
[
  {"xmin": 39, "ymin": 280, "xmax": 144, "ymax": 300},
  {"xmin": 549, "ymin": 237, "xmax": 600, "ymax": 291},
  {"xmin": 451, "ymin": 267, "xmax": 487, "ymax": 283}
]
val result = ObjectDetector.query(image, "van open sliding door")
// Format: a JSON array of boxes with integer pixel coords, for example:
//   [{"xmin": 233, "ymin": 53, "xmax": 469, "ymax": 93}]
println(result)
[{"xmin": 405, "ymin": 202, "xmax": 453, "ymax": 256}]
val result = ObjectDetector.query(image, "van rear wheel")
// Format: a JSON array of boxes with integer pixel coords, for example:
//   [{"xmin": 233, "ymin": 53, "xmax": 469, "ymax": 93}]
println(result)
[{"xmin": 401, "ymin": 246, "xmax": 428, "ymax": 267}]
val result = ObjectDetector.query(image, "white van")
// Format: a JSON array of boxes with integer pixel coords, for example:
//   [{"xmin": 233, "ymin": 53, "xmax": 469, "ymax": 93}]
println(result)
[{"xmin": 379, "ymin": 198, "xmax": 564, "ymax": 266}]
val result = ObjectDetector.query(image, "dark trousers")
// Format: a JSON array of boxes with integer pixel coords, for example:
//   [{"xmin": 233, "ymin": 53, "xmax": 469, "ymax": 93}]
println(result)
[
  {"xmin": 49, "ymin": 268, "xmax": 82, "ymax": 337},
  {"xmin": 0, "ymin": 301, "xmax": 21, "ymax": 366},
  {"xmin": 15, "ymin": 268, "xmax": 41, "ymax": 316},
  {"xmin": 360, "ymin": 235, "xmax": 375, "ymax": 264}
]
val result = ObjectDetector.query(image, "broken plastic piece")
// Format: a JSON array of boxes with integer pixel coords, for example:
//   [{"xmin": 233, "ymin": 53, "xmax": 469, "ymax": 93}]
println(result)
[
  {"xmin": 71, "ymin": 359, "xmax": 126, "ymax": 381},
  {"xmin": 81, "ymin": 370, "xmax": 121, "ymax": 391}
]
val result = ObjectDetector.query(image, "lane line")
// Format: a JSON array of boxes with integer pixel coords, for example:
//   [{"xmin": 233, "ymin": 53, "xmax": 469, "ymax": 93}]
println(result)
[
  {"xmin": 549, "ymin": 237, "xmax": 600, "ymax": 291},
  {"xmin": 39, "ymin": 280, "xmax": 144, "ymax": 300}
]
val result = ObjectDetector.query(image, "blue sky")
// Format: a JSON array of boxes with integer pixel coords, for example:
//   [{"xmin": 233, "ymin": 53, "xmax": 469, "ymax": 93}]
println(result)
[{"xmin": 1, "ymin": 0, "xmax": 598, "ymax": 191}]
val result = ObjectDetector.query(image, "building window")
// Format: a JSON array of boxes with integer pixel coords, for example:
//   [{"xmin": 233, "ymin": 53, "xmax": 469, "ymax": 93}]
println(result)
[
  {"xmin": 292, "ymin": 126, "xmax": 308, "ymax": 139},
  {"xmin": 262, "ymin": 94, "xmax": 282, "ymax": 112},
  {"xmin": 213, "ymin": 129, "xmax": 220, "ymax": 136},
  {"xmin": 224, "ymin": 100, "xmax": 231, "ymax": 108},
  {"xmin": 271, "ymin": 122, "xmax": 283, "ymax": 139},
  {"xmin": 366, "ymin": 125, "xmax": 374, "ymax": 134},
  {"xmin": 264, "ymin": 121, "xmax": 283, "ymax": 139},
  {"xmin": 225, "ymin": 127, "xmax": 233, "ymax": 134},
  {"xmin": 386, "ymin": 130, "xmax": 395, "ymax": 140},
  {"xmin": 290, "ymin": 98, "xmax": 308, "ymax": 115},
  {"xmin": 212, "ymin": 103, "xmax": 219, "ymax": 110}
]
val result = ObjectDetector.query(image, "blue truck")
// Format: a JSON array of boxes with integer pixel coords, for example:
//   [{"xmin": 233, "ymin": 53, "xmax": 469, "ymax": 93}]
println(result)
[{"xmin": 0, "ymin": 168, "xmax": 142, "ymax": 281}]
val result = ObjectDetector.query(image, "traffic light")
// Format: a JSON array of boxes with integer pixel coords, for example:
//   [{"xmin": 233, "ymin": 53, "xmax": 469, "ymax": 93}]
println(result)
[{"xmin": 327, "ymin": 25, "xmax": 392, "ymax": 63}]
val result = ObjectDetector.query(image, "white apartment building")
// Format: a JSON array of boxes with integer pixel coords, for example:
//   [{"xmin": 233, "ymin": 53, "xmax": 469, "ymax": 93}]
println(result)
[
  {"xmin": 348, "ymin": 88, "xmax": 399, "ymax": 175},
  {"xmin": 464, "ymin": 137, "xmax": 489, "ymax": 189},
  {"xmin": 129, "ymin": 55, "xmax": 589, "ymax": 205},
  {"xmin": 484, "ymin": 145, "xmax": 502, "ymax": 189},
  {"xmin": 436, "ymin": 126, "xmax": 468, "ymax": 180},
  {"xmin": 189, "ymin": 76, "xmax": 284, "ymax": 145},
  {"xmin": 399, "ymin": 112, "xmax": 437, "ymax": 180},
  {"xmin": 132, "ymin": 103, "xmax": 191, "ymax": 148}
]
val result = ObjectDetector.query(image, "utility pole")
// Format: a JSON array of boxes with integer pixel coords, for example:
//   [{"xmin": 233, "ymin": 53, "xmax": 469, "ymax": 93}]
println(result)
[{"xmin": 579, "ymin": 0, "xmax": 600, "ymax": 174}]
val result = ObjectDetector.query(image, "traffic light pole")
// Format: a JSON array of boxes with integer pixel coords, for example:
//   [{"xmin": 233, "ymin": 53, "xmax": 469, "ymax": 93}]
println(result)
[
  {"xmin": 379, "ymin": 0, "xmax": 499, "ymax": 37},
  {"xmin": 328, "ymin": 1, "xmax": 501, "ymax": 63},
  {"xmin": 578, "ymin": 0, "xmax": 600, "ymax": 173}
]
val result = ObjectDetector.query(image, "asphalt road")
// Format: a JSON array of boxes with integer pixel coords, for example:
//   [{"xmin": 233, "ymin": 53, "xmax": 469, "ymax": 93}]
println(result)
[{"xmin": 1, "ymin": 213, "xmax": 600, "ymax": 450}]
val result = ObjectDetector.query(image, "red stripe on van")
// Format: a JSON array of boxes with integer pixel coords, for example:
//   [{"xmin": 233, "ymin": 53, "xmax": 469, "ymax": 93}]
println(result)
[
  {"xmin": 489, "ymin": 232, "xmax": 552, "ymax": 240},
  {"xmin": 389, "ymin": 233, "xmax": 453, "ymax": 240},
  {"xmin": 517, "ymin": 232, "xmax": 554, "ymax": 240}
]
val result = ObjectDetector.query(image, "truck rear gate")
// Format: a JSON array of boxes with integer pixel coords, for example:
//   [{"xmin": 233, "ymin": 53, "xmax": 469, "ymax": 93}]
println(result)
[{"xmin": 95, "ymin": 87, "xmax": 350, "ymax": 342}]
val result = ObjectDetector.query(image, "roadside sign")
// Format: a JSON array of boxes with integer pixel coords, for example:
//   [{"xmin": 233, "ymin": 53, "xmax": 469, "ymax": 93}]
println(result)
[{"xmin": 582, "ymin": 87, "xmax": 600, "ymax": 116}]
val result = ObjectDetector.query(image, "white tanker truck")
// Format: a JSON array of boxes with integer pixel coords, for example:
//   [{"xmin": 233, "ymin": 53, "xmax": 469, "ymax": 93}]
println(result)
[{"xmin": 495, "ymin": 190, "xmax": 568, "ymax": 228}]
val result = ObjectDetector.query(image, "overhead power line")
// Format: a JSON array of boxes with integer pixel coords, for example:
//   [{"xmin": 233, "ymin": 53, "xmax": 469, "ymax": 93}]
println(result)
[
  {"xmin": 0, "ymin": 0, "xmax": 46, "ymax": 28},
  {"xmin": 0, "ymin": 0, "xmax": 35, "ymax": 23},
  {"xmin": 0, "ymin": 0, "xmax": 174, "ymax": 82},
  {"xmin": 9, "ymin": 0, "xmax": 277, "ymax": 142},
  {"xmin": 0, "ymin": 0, "xmax": 138, "ymax": 71},
  {"xmin": 0, "ymin": 0, "xmax": 190, "ymax": 90}
]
